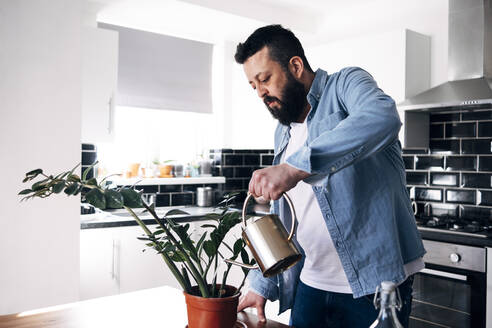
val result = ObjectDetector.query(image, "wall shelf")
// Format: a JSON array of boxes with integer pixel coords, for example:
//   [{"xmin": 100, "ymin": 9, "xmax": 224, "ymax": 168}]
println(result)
[{"xmin": 108, "ymin": 176, "xmax": 226, "ymax": 186}]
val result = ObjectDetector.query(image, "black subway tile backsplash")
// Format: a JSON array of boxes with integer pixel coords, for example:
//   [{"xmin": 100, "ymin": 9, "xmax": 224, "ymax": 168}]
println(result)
[
  {"xmin": 478, "ymin": 190, "xmax": 492, "ymax": 206},
  {"xmin": 402, "ymin": 156, "xmax": 414, "ymax": 170},
  {"xmin": 430, "ymin": 172, "xmax": 459, "ymax": 187},
  {"xmin": 415, "ymin": 156, "xmax": 444, "ymax": 171},
  {"xmin": 478, "ymin": 122, "xmax": 492, "ymax": 137},
  {"xmin": 243, "ymin": 154, "xmax": 260, "ymax": 166},
  {"xmin": 224, "ymin": 154, "xmax": 243, "ymax": 165},
  {"xmin": 430, "ymin": 139, "xmax": 460, "ymax": 154},
  {"xmin": 159, "ymin": 185, "xmax": 182, "ymax": 193},
  {"xmin": 445, "ymin": 122, "xmax": 476, "ymax": 138},
  {"xmin": 445, "ymin": 156, "xmax": 477, "ymax": 171},
  {"xmin": 81, "ymin": 151, "xmax": 97, "ymax": 166},
  {"xmin": 430, "ymin": 113, "xmax": 460, "ymax": 122},
  {"xmin": 156, "ymin": 194, "xmax": 170, "ymax": 207},
  {"xmin": 406, "ymin": 172, "xmax": 428, "ymax": 185},
  {"xmin": 461, "ymin": 110, "xmax": 492, "ymax": 121},
  {"xmin": 446, "ymin": 189, "xmax": 476, "ymax": 204},
  {"xmin": 479, "ymin": 156, "xmax": 492, "ymax": 171},
  {"xmin": 82, "ymin": 143, "xmax": 96, "ymax": 151},
  {"xmin": 225, "ymin": 178, "xmax": 245, "ymax": 191},
  {"xmin": 415, "ymin": 187, "xmax": 442, "ymax": 202},
  {"xmin": 261, "ymin": 154, "xmax": 274, "ymax": 166},
  {"xmin": 402, "ymin": 149, "xmax": 428, "ymax": 155},
  {"xmin": 235, "ymin": 167, "xmax": 254, "ymax": 178},
  {"xmin": 171, "ymin": 192, "xmax": 194, "ymax": 206},
  {"xmin": 462, "ymin": 139, "xmax": 492, "ymax": 154},
  {"xmin": 429, "ymin": 203, "xmax": 459, "ymax": 217},
  {"xmin": 461, "ymin": 206, "xmax": 492, "ymax": 220},
  {"xmin": 430, "ymin": 124, "xmax": 444, "ymax": 138},
  {"xmin": 220, "ymin": 167, "xmax": 234, "ymax": 178},
  {"xmin": 407, "ymin": 111, "xmax": 492, "ymax": 224},
  {"xmin": 461, "ymin": 173, "xmax": 492, "ymax": 189},
  {"xmin": 134, "ymin": 185, "xmax": 159, "ymax": 193}
]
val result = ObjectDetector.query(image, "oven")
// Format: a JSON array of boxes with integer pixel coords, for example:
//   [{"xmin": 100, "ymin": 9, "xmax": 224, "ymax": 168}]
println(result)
[{"xmin": 409, "ymin": 240, "xmax": 491, "ymax": 328}]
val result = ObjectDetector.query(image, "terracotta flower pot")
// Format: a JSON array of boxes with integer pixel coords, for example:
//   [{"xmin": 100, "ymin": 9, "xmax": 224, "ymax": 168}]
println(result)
[
  {"xmin": 184, "ymin": 285, "xmax": 240, "ymax": 328},
  {"xmin": 159, "ymin": 164, "xmax": 173, "ymax": 178}
]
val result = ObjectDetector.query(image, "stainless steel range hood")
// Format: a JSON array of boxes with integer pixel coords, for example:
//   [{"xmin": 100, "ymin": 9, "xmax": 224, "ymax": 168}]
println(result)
[{"xmin": 399, "ymin": 0, "xmax": 492, "ymax": 111}]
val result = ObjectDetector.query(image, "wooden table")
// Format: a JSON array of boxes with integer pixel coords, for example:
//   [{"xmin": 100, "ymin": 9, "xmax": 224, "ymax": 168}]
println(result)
[{"xmin": 0, "ymin": 286, "xmax": 290, "ymax": 328}]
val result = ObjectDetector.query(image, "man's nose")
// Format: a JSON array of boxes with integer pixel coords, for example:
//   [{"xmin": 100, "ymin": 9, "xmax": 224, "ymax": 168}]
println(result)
[{"xmin": 257, "ymin": 85, "xmax": 267, "ymax": 99}]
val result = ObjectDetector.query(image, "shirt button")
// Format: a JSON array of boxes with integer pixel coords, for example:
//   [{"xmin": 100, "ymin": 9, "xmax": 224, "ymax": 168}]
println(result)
[
  {"xmin": 330, "ymin": 166, "xmax": 336, "ymax": 172},
  {"xmin": 335, "ymin": 241, "xmax": 341, "ymax": 248}
]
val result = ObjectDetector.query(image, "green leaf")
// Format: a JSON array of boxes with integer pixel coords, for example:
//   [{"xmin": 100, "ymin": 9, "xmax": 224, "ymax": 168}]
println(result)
[
  {"xmin": 86, "ymin": 178, "xmax": 98, "ymax": 186},
  {"xmin": 26, "ymin": 169, "xmax": 43, "ymax": 177},
  {"xmin": 85, "ymin": 188, "xmax": 106, "ymax": 209},
  {"xmin": 64, "ymin": 183, "xmax": 79, "ymax": 195},
  {"xmin": 120, "ymin": 188, "xmax": 143, "ymax": 208},
  {"xmin": 31, "ymin": 179, "xmax": 49, "ymax": 191},
  {"xmin": 67, "ymin": 174, "xmax": 81, "ymax": 183},
  {"xmin": 203, "ymin": 240, "xmax": 215, "ymax": 258},
  {"xmin": 82, "ymin": 161, "xmax": 99, "ymax": 181},
  {"xmin": 104, "ymin": 189, "xmax": 123, "ymax": 209},
  {"xmin": 233, "ymin": 238, "xmax": 243, "ymax": 256},
  {"xmin": 200, "ymin": 224, "xmax": 217, "ymax": 229},
  {"xmin": 165, "ymin": 209, "xmax": 189, "ymax": 216},
  {"xmin": 52, "ymin": 181, "xmax": 65, "ymax": 194},
  {"xmin": 18, "ymin": 189, "xmax": 32, "ymax": 195}
]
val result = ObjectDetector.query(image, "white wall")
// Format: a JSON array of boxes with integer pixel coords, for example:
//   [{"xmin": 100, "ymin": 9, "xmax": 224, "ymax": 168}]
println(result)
[
  {"xmin": 0, "ymin": 0, "xmax": 82, "ymax": 314},
  {"xmin": 305, "ymin": 0, "xmax": 448, "ymax": 88}
]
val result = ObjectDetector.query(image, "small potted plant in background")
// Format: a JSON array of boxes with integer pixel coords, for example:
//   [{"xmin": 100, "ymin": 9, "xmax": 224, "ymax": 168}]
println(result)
[{"xmin": 19, "ymin": 164, "xmax": 256, "ymax": 328}]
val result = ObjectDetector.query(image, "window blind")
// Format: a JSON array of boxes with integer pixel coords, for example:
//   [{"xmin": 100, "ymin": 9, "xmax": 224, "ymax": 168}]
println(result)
[{"xmin": 99, "ymin": 23, "xmax": 213, "ymax": 113}]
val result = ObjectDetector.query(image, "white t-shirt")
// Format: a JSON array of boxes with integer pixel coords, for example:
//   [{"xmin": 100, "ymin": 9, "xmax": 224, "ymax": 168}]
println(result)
[
  {"xmin": 282, "ymin": 120, "xmax": 424, "ymax": 293},
  {"xmin": 283, "ymin": 121, "xmax": 352, "ymax": 293}
]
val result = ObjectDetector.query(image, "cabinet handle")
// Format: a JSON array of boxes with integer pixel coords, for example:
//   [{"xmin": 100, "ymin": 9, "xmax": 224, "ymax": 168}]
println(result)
[
  {"xmin": 111, "ymin": 238, "xmax": 119, "ymax": 281},
  {"xmin": 108, "ymin": 93, "xmax": 114, "ymax": 134},
  {"xmin": 111, "ymin": 238, "xmax": 115, "ymax": 279}
]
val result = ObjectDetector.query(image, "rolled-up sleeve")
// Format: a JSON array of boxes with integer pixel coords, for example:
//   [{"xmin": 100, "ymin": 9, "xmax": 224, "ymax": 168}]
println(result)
[{"xmin": 247, "ymin": 269, "xmax": 279, "ymax": 301}]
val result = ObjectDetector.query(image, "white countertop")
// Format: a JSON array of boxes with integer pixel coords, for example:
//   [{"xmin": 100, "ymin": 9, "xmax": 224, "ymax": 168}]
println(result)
[{"xmin": 108, "ymin": 176, "xmax": 226, "ymax": 186}]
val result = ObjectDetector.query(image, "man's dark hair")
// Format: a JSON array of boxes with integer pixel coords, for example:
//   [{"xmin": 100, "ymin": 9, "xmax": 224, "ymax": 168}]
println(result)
[{"xmin": 234, "ymin": 24, "xmax": 313, "ymax": 73}]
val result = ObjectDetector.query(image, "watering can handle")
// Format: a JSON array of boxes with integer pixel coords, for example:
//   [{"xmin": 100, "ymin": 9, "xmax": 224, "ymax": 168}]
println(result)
[{"xmin": 242, "ymin": 192, "xmax": 298, "ymax": 241}]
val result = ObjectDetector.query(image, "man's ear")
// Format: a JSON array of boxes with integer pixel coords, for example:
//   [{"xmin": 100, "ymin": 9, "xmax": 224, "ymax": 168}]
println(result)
[{"xmin": 288, "ymin": 56, "xmax": 304, "ymax": 79}]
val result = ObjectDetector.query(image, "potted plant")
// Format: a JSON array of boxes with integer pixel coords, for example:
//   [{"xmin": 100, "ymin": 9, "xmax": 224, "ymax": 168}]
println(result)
[{"xmin": 18, "ymin": 163, "xmax": 256, "ymax": 328}]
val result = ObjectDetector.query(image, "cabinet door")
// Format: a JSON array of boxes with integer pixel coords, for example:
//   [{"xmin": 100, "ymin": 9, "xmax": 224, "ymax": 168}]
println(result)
[
  {"xmin": 81, "ymin": 27, "xmax": 118, "ymax": 143},
  {"xmin": 80, "ymin": 228, "xmax": 120, "ymax": 300},
  {"xmin": 118, "ymin": 225, "xmax": 180, "ymax": 294}
]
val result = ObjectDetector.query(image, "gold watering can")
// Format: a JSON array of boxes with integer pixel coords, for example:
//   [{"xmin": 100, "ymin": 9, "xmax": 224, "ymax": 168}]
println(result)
[{"xmin": 225, "ymin": 192, "xmax": 302, "ymax": 277}]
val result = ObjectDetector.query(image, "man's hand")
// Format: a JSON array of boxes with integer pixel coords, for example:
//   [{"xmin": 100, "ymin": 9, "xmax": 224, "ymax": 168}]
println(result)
[
  {"xmin": 249, "ymin": 163, "xmax": 310, "ymax": 201},
  {"xmin": 238, "ymin": 290, "xmax": 267, "ymax": 323}
]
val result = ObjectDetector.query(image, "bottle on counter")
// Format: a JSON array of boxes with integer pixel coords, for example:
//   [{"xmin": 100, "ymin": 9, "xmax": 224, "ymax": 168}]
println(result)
[{"xmin": 369, "ymin": 281, "xmax": 403, "ymax": 328}]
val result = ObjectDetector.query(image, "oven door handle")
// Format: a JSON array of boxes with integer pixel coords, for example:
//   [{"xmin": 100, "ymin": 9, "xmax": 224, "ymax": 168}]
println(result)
[{"xmin": 421, "ymin": 268, "xmax": 467, "ymax": 281}]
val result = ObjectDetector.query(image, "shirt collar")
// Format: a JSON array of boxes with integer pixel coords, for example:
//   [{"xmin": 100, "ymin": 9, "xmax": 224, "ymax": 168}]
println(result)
[{"xmin": 307, "ymin": 68, "xmax": 328, "ymax": 112}]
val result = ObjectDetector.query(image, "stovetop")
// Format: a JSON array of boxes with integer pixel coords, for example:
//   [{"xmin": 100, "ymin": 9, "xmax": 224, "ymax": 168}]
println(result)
[{"xmin": 415, "ymin": 215, "xmax": 492, "ymax": 238}]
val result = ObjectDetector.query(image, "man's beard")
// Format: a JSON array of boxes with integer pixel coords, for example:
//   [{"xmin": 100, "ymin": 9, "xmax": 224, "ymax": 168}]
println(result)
[{"xmin": 264, "ymin": 72, "xmax": 308, "ymax": 126}]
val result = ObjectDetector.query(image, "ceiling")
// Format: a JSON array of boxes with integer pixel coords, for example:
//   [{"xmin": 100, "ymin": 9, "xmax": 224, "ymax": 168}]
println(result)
[{"xmin": 89, "ymin": 0, "xmax": 447, "ymax": 45}]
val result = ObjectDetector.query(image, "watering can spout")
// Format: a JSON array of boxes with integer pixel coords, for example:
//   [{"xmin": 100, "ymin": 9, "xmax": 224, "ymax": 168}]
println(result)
[{"xmin": 224, "ymin": 259, "xmax": 258, "ymax": 270}]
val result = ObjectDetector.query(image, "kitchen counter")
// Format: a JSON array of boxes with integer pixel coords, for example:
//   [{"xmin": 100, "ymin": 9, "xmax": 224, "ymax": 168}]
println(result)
[
  {"xmin": 81, "ymin": 204, "xmax": 271, "ymax": 229},
  {"xmin": 0, "ymin": 285, "xmax": 289, "ymax": 328}
]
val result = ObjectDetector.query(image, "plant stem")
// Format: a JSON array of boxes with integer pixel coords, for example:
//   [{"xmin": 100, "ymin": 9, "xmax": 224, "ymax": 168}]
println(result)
[
  {"xmin": 125, "ymin": 206, "xmax": 190, "ymax": 293},
  {"xmin": 141, "ymin": 202, "xmax": 209, "ymax": 297}
]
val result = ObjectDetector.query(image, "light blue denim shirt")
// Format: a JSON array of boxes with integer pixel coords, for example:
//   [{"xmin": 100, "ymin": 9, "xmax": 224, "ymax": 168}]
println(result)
[{"xmin": 247, "ymin": 67, "xmax": 426, "ymax": 314}]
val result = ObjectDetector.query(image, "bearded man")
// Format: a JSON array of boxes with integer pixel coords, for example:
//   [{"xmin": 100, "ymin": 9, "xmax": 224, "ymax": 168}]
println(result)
[{"xmin": 234, "ymin": 25, "xmax": 425, "ymax": 328}]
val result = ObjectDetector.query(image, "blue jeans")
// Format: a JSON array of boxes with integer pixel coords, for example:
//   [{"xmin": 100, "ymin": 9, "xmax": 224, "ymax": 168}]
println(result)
[{"xmin": 290, "ymin": 275, "xmax": 414, "ymax": 328}]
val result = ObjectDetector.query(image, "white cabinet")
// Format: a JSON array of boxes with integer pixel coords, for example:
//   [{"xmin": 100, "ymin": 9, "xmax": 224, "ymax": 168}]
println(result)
[
  {"xmin": 306, "ymin": 29, "xmax": 430, "ymax": 144},
  {"xmin": 118, "ymin": 225, "xmax": 179, "ymax": 293},
  {"xmin": 80, "ymin": 227, "xmax": 120, "ymax": 300},
  {"xmin": 81, "ymin": 27, "xmax": 118, "ymax": 143},
  {"xmin": 80, "ymin": 224, "xmax": 177, "ymax": 301}
]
